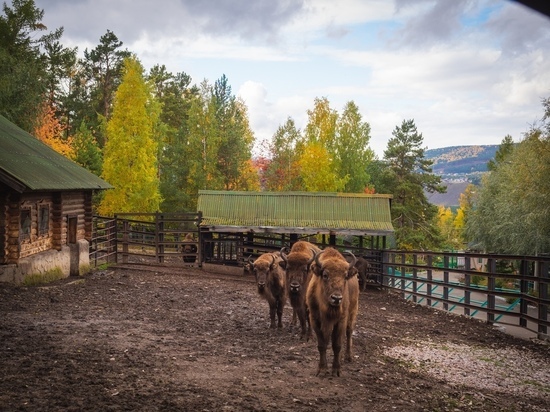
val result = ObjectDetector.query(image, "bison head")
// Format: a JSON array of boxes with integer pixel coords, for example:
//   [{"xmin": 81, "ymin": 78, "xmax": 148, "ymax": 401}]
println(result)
[
  {"xmin": 313, "ymin": 249, "xmax": 357, "ymax": 307},
  {"xmin": 251, "ymin": 254, "xmax": 278, "ymax": 292},
  {"xmin": 282, "ymin": 247, "xmax": 316, "ymax": 295}
]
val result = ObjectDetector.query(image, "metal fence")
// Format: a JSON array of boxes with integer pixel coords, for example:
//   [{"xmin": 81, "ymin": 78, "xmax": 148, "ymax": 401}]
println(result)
[{"xmin": 383, "ymin": 250, "xmax": 549, "ymax": 340}]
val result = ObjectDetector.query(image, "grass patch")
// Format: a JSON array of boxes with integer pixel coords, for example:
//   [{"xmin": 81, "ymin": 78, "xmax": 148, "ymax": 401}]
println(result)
[{"xmin": 23, "ymin": 267, "xmax": 64, "ymax": 286}]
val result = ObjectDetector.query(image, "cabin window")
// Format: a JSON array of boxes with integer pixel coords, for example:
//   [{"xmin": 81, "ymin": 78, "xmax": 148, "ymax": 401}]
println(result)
[
  {"xmin": 20, "ymin": 209, "xmax": 31, "ymax": 241},
  {"xmin": 39, "ymin": 205, "xmax": 49, "ymax": 236}
]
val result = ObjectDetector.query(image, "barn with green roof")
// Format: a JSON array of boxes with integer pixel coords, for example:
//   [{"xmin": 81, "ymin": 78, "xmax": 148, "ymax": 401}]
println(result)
[{"xmin": 197, "ymin": 190, "xmax": 394, "ymax": 266}]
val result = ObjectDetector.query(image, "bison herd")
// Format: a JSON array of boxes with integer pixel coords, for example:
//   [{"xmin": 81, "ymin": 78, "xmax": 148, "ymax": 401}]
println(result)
[{"xmin": 244, "ymin": 240, "xmax": 373, "ymax": 377}]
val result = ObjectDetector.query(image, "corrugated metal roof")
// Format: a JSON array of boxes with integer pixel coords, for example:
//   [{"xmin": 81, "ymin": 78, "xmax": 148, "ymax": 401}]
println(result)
[
  {"xmin": 197, "ymin": 190, "xmax": 394, "ymax": 236},
  {"xmin": 0, "ymin": 115, "xmax": 112, "ymax": 192}
]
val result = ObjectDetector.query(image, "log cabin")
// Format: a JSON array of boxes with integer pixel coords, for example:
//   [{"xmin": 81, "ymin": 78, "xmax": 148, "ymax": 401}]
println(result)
[{"xmin": 0, "ymin": 115, "xmax": 112, "ymax": 284}]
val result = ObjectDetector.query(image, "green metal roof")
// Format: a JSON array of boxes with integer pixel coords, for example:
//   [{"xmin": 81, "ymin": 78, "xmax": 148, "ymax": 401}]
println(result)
[
  {"xmin": 197, "ymin": 190, "xmax": 394, "ymax": 236},
  {"xmin": 0, "ymin": 114, "xmax": 112, "ymax": 192}
]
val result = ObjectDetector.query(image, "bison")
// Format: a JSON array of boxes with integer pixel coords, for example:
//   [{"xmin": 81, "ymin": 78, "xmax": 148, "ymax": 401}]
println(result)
[
  {"xmin": 244, "ymin": 252, "xmax": 287, "ymax": 329},
  {"xmin": 306, "ymin": 247, "xmax": 359, "ymax": 376},
  {"xmin": 181, "ymin": 233, "xmax": 197, "ymax": 263},
  {"xmin": 280, "ymin": 241, "xmax": 320, "ymax": 340},
  {"xmin": 355, "ymin": 256, "xmax": 378, "ymax": 290}
]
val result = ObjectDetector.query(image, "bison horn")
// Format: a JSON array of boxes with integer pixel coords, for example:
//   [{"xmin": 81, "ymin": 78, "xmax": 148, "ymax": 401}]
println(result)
[
  {"xmin": 313, "ymin": 249, "xmax": 323, "ymax": 269},
  {"xmin": 280, "ymin": 247, "xmax": 288, "ymax": 263},
  {"xmin": 247, "ymin": 254, "xmax": 254, "ymax": 264},
  {"xmin": 344, "ymin": 251, "xmax": 357, "ymax": 270}
]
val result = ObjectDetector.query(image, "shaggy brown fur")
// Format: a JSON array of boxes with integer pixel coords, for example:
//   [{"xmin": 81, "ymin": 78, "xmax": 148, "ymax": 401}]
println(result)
[
  {"xmin": 306, "ymin": 247, "xmax": 359, "ymax": 376},
  {"xmin": 280, "ymin": 241, "xmax": 321, "ymax": 340},
  {"xmin": 245, "ymin": 252, "xmax": 287, "ymax": 328}
]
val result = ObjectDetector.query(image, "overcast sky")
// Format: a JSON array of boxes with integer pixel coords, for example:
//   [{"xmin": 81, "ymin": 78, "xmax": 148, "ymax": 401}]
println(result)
[{"xmin": 33, "ymin": 0, "xmax": 550, "ymax": 157}]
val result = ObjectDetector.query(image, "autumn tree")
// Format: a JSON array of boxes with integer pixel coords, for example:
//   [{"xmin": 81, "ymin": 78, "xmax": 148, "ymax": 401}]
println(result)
[
  {"xmin": 263, "ymin": 117, "xmax": 303, "ymax": 191},
  {"xmin": 453, "ymin": 183, "xmax": 476, "ymax": 246},
  {"xmin": 298, "ymin": 142, "xmax": 347, "ymax": 191},
  {"xmin": 334, "ymin": 101, "xmax": 375, "ymax": 192},
  {"xmin": 436, "ymin": 206, "xmax": 462, "ymax": 250},
  {"xmin": 98, "ymin": 56, "xmax": 161, "ymax": 215},
  {"xmin": 34, "ymin": 102, "xmax": 73, "ymax": 158},
  {"xmin": 466, "ymin": 99, "xmax": 550, "ymax": 254},
  {"xmin": 299, "ymin": 97, "xmax": 346, "ymax": 191},
  {"xmin": 384, "ymin": 119, "xmax": 446, "ymax": 250}
]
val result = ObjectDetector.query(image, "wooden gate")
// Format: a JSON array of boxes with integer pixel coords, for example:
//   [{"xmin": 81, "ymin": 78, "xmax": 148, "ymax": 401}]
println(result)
[{"xmin": 90, "ymin": 213, "xmax": 201, "ymax": 267}]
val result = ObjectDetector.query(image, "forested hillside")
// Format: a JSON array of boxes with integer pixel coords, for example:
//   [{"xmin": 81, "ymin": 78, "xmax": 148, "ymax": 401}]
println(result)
[
  {"xmin": 424, "ymin": 145, "xmax": 498, "ymax": 207},
  {"xmin": 425, "ymin": 145, "xmax": 498, "ymax": 177}
]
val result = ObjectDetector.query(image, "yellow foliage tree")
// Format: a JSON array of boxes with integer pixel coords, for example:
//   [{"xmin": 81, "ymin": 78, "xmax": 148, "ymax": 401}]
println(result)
[
  {"xmin": 98, "ymin": 57, "xmax": 161, "ymax": 215},
  {"xmin": 437, "ymin": 205, "xmax": 464, "ymax": 250},
  {"xmin": 298, "ymin": 142, "xmax": 347, "ymax": 192}
]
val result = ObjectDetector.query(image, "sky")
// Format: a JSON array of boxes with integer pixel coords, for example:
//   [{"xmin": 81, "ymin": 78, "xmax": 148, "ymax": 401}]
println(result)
[{"xmin": 33, "ymin": 0, "xmax": 550, "ymax": 157}]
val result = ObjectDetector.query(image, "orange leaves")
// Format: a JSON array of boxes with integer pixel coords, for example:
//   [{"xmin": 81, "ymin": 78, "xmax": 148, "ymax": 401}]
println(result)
[{"xmin": 34, "ymin": 103, "xmax": 74, "ymax": 159}]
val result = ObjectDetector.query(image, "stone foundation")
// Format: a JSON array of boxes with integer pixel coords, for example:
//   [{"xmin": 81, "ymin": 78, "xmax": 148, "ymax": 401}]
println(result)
[{"xmin": 0, "ymin": 239, "xmax": 90, "ymax": 285}]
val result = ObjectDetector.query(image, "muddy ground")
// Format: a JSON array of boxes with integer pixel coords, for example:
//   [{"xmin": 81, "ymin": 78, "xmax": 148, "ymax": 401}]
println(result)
[{"xmin": 0, "ymin": 265, "xmax": 548, "ymax": 412}]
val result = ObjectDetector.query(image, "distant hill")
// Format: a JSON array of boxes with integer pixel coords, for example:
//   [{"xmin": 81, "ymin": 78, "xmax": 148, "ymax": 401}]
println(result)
[
  {"xmin": 425, "ymin": 145, "xmax": 499, "ymax": 177},
  {"xmin": 426, "ymin": 181, "xmax": 470, "ymax": 208},
  {"xmin": 424, "ymin": 145, "xmax": 498, "ymax": 207}
]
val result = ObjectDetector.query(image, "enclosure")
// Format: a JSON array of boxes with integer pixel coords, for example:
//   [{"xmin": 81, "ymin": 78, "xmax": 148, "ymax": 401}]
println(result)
[
  {"xmin": 90, "ymin": 213, "xmax": 550, "ymax": 340},
  {"xmin": 0, "ymin": 265, "xmax": 548, "ymax": 411}
]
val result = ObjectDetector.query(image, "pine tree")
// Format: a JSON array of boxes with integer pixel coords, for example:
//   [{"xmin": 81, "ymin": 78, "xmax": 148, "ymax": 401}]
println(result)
[{"xmin": 384, "ymin": 119, "xmax": 446, "ymax": 249}]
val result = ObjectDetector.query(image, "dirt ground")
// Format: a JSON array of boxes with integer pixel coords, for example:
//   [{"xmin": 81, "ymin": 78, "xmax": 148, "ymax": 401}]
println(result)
[{"xmin": 0, "ymin": 264, "xmax": 548, "ymax": 412}]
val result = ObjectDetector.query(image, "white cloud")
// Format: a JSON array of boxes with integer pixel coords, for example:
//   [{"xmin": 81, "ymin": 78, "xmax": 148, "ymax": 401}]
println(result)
[{"xmin": 32, "ymin": 0, "xmax": 550, "ymax": 159}]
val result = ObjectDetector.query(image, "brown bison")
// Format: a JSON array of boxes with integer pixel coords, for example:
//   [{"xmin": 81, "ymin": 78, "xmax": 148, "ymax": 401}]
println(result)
[
  {"xmin": 244, "ymin": 252, "xmax": 287, "ymax": 329},
  {"xmin": 181, "ymin": 233, "xmax": 197, "ymax": 263},
  {"xmin": 355, "ymin": 256, "xmax": 378, "ymax": 290},
  {"xmin": 280, "ymin": 241, "xmax": 320, "ymax": 340},
  {"xmin": 306, "ymin": 247, "xmax": 359, "ymax": 376}
]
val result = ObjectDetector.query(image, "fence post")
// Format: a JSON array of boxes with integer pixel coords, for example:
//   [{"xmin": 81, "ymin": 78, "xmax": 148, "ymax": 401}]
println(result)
[
  {"xmin": 157, "ymin": 212, "xmax": 164, "ymax": 264},
  {"xmin": 426, "ymin": 254, "xmax": 433, "ymax": 307},
  {"xmin": 122, "ymin": 219, "xmax": 129, "ymax": 264},
  {"xmin": 487, "ymin": 258, "xmax": 496, "ymax": 324},
  {"xmin": 519, "ymin": 259, "xmax": 530, "ymax": 328},
  {"xmin": 538, "ymin": 260, "xmax": 549, "ymax": 338},
  {"xmin": 412, "ymin": 254, "xmax": 418, "ymax": 304},
  {"xmin": 400, "ymin": 252, "xmax": 406, "ymax": 297},
  {"xmin": 464, "ymin": 257, "xmax": 471, "ymax": 316},
  {"xmin": 443, "ymin": 255, "xmax": 449, "ymax": 311},
  {"xmin": 197, "ymin": 212, "xmax": 203, "ymax": 267}
]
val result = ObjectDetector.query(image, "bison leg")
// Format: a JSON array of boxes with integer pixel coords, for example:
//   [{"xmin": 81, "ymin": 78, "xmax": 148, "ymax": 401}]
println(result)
[
  {"xmin": 276, "ymin": 298, "xmax": 284, "ymax": 328},
  {"xmin": 331, "ymin": 323, "xmax": 346, "ymax": 377},
  {"xmin": 312, "ymin": 320, "xmax": 329, "ymax": 376},
  {"xmin": 269, "ymin": 303, "xmax": 277, "ymax": 329},
  {"xmin": 344, "ymin": 323, "xmax": 353, "ymax": 362},
  {"xmin": 291, "ymin": 307, "xmax": 297, "ymax": 326}
]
